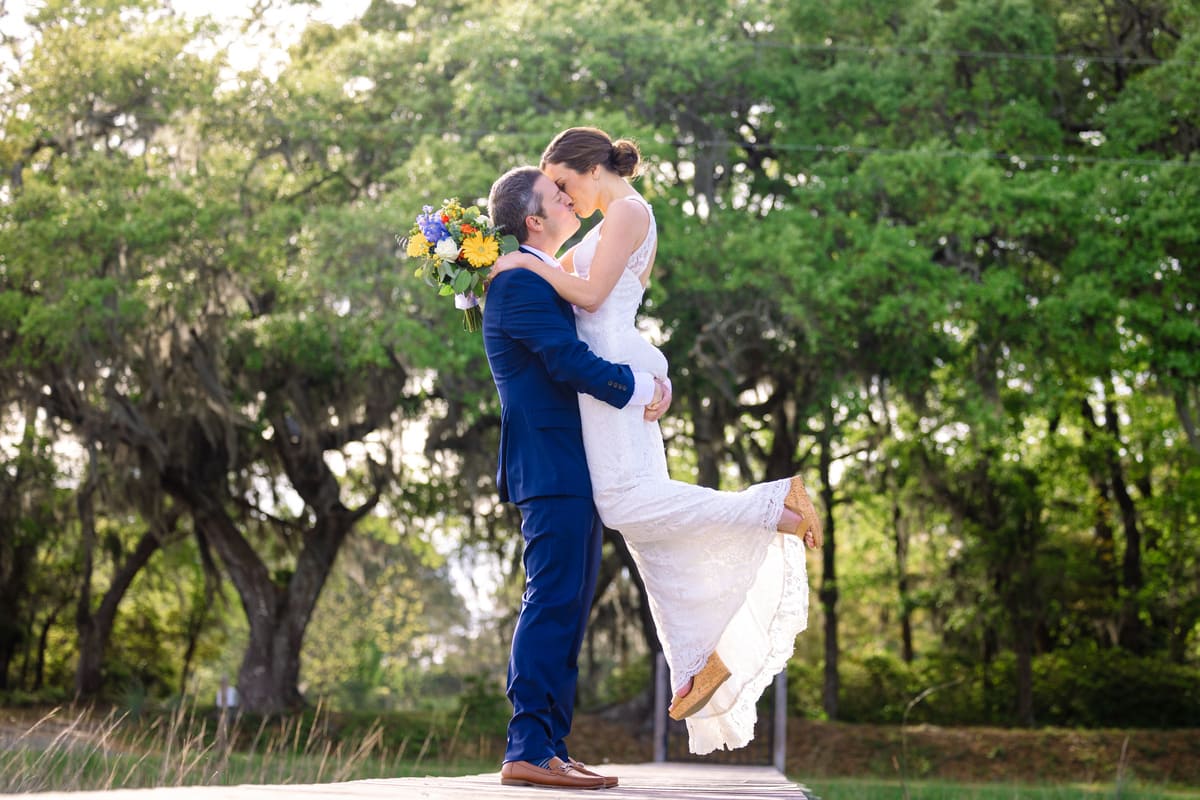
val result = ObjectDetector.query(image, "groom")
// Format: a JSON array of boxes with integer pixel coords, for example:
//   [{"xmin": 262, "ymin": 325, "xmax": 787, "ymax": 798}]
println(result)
[{"xmin": 484, "ymin": 166, "xmax": 669, "ymax": 790}]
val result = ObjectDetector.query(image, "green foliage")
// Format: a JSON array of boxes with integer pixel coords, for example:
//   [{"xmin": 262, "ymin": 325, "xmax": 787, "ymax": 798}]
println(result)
[
  {"xmin": 592, "ymin": 654, "xmax": 653, "ymax": 708},
  {"xmin": 2, "ymin": 0, "xmax": 1199, "ymax": 729},
  {"xmin": 814, "ymin": 648, "xmax": 1200, "ymax": 727},
  {"xmin": 454, "ymin": 673, "xmax": 511, "ymax": 730},
  {"xmin": 1033, "ymin": 646, "xmax": 1200, "ymax": 728}
]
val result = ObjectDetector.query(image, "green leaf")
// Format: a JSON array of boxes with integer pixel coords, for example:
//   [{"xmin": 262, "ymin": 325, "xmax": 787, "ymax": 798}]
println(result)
[{"xmin": 452, "ymin": 269, "xmax": 472, "ymax": 293}]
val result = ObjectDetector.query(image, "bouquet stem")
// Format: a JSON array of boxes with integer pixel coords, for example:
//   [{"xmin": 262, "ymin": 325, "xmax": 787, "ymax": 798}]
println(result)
[{"xmin": 456, "ymin": 292, "xmax": 482, "ymax": 331}]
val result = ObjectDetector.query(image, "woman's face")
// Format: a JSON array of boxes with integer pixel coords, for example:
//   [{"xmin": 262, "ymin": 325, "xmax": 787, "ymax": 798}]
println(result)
[{"xmin": 542, "ymin": 161, "xmax": 597, "ymax": 218}]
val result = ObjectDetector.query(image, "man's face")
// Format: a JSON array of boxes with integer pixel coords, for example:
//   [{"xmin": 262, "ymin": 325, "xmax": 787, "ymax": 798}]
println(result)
[{"xmin": 531, "ymin": 173, "xmax": 580, "ymax": 243}]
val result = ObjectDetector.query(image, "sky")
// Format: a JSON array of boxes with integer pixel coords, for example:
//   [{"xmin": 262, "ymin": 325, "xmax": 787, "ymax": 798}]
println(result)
[{"xmin": 1, "ymin": 0, "xmax": 373, "ymax": 76}]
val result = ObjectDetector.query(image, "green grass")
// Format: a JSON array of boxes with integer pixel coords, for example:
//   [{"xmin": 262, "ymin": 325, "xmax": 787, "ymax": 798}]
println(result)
[{"xmin": 801, "ymin": 777, "xmax": 1199, "ymax": 800}]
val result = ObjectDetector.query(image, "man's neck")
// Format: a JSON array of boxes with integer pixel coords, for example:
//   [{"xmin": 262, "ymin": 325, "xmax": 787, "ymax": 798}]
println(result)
[{"xmin": 523, "ymin": 235, "xmax": 563, "ymax": 258}]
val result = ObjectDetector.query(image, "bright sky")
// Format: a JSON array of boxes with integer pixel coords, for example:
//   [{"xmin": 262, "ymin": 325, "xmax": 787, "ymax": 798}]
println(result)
[{"xmin": 1, "ymin": 0, "xmax": 373, "ymax": 76}]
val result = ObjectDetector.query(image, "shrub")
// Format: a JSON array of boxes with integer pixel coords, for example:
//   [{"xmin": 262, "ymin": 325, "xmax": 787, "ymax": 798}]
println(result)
[
  {"xmin": 1034, "ymin": 645, "xmax": 1200, "ymax": 727},
  {"xmin": 795, "ymin": 647, "xmax": 1200, "ymax": 727}
]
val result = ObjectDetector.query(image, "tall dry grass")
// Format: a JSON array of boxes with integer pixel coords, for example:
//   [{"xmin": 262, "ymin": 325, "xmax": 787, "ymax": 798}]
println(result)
[{"xmin": 0, "ymin": 700, "xmax": 492, "ymax": 793}]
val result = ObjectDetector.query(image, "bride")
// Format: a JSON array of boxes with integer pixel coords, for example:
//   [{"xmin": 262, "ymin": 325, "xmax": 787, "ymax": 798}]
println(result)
[{"xmin": 490, "ymin": 127, "xmax": 821, "ymax": 755}]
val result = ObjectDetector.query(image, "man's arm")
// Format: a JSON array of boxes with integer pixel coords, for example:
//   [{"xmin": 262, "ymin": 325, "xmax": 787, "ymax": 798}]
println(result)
[{"xmin": 495, "ymin": 271, "xmax": 651, "ymax": 409}]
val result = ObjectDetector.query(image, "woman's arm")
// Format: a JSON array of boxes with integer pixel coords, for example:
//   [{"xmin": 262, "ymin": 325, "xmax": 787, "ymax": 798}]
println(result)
[{"xmin": 491, "ymin": 199, "xmax": 650, "ymax": 312}]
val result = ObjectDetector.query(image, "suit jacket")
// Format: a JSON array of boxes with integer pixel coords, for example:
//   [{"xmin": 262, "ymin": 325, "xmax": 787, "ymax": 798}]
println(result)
[{"xmin": 483, "ymin": 253, "xmax": 635, "ymax": 504}]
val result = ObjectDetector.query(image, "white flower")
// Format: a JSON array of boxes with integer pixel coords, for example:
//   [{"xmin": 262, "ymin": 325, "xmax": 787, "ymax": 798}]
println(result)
[
  {"xmin": 475, "ymin": 214, "xmax": 491, "ymax": 227},
  {"xmin": 435, "ymin": 237, "xmax": 460, "ymax": 261}
]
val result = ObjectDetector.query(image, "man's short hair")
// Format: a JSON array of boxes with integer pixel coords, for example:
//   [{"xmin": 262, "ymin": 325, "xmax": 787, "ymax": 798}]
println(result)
[{"xmin": 488, "ymin": 166, "xmax": 544, "ymax": 244}]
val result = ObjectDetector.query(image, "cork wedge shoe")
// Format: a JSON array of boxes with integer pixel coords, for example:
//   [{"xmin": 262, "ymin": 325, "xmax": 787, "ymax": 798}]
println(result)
[
  {"xmin": 668, "ymin": 652, "xmax": 731, "ymax": 721},
  {"xmin": 783, "ymin": 475, "xmax": 823, "ymax": 548}
]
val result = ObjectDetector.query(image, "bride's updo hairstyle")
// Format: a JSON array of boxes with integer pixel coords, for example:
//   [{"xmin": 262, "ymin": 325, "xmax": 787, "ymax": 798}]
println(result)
[{"xmin": 541, "ymin": 127, "xmax": 642, "ymax": 178}]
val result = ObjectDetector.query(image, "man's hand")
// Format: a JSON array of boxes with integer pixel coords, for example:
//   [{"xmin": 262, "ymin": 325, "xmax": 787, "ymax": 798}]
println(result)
[{"xmin": 644, "ymin": 377, "xmax": 672, "ymax": 422}]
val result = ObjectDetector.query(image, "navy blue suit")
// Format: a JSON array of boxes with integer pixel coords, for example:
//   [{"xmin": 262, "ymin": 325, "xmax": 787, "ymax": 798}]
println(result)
[{"xmin": 483, "ymin": 251, "xmax": 636, "ymax": 765}]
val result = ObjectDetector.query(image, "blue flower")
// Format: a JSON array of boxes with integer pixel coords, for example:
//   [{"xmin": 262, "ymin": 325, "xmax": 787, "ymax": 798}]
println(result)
[{"xmin": 417, "ymin": 206, "xmax": 450, "ymax": 243}]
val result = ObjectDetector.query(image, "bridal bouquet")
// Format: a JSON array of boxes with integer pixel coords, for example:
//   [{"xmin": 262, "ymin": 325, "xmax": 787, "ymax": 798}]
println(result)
[{"xmin": 400, "ymin": 199, "xmax": 517, "ymax": 332}]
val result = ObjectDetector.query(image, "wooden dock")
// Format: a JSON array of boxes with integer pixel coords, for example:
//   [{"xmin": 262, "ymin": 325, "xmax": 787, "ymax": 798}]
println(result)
[{"xmin": 10, "ymin": 763, "xmax": 818, "ymax": 799}]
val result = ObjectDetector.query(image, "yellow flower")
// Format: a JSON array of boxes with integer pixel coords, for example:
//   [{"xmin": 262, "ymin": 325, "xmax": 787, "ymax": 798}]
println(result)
[
  {"xmin": 461, "ymin": 233, "xmax": 499, "ymax": 268},
  {"xmin": 406, "ymin": 231, "xmax": 431, "ymax": 258}
]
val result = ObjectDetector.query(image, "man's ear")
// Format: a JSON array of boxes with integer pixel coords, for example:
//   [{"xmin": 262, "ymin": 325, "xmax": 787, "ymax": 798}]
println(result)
[{"xmin": 525, "ymin": 214, "xmax": 543, "ymax": 233}]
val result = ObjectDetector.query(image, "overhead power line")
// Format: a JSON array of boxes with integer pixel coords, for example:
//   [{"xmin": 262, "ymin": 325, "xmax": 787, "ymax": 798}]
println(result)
[
  {"xmin": 295, "ymin": 125, "xmax": 1195, "ymax": 170},
  {"xmin": 684, "ymin": 139, "xmax": 1198, "ymax": 169},
  {"xmin": 523, "ymin": 31, "xmax": 1198, "ymax": 68},
  {"xmin": 745, "ymin": 40, "xmax": 1197, "ymax": 68},
  {"xmin": 244, "ymin": 122, "xmax": 1196, "ymax": 171}
]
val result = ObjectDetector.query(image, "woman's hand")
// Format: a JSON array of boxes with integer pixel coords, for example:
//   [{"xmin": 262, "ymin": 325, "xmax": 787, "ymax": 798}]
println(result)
[{"xmin": 491, "ymin": 251, "xmax": 541, "ymax": 276}]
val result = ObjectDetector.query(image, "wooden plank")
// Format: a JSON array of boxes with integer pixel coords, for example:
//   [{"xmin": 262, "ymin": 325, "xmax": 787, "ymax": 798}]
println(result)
[{"xmin": 8, "ymin": 763, "xmax": 818, "ymax": 800}]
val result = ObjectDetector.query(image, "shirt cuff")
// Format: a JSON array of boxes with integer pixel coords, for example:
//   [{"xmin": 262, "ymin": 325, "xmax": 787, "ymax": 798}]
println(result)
[{"xmin": 630, "ymin": 371, "xmax": 656, "ymax": 406}]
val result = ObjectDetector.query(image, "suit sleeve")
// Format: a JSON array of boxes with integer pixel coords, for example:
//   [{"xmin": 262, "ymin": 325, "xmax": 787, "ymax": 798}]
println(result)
[{"xmin": 495, "ymin": 271, "xmax": 636, "ymax": 409}]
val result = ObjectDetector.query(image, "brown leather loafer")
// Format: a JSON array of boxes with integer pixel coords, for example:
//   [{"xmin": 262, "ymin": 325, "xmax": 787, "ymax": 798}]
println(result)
[
  {"xmin": 500, "ymin": 757, "xmax": 606, "ymax": 789},
  {"xmin": 568, "ymin": 758, "xmax": 618, "ymax": 788}
]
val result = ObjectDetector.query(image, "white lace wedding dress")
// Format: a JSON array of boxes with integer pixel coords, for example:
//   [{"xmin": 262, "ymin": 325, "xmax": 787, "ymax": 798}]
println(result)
[{"xmin": 571, "ymin": 195, "xmax": 810, "ymax": 755}]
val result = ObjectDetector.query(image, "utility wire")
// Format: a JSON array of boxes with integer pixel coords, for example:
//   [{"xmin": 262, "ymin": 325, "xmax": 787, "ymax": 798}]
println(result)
[
  {"xmin": 730, "ymin": 39, "xmax": 1197, "ymax": 67},
  {"xmin": 235, "ymin": 122, "xmax": 1198, "ymax": 171},
  {"xmin": 685, "ymin": 139, "xmax": 1196, "ymax": 169},
  {"xmin": 499, "ymin": 30, "xmax": 1198, "ymax": 67}
]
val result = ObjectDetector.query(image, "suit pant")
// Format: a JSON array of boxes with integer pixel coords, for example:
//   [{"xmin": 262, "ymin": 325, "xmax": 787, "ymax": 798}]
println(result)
[{"xmin": 505, "ymin": 495, "xmax": 602, "ymax": 764}]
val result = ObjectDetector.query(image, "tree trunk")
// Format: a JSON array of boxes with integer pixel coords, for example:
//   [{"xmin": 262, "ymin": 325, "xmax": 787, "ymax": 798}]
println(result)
[
  {"xmin": 1101, "ymin": 387, "xmax": 1145, "ymax": 653},
  {"xmin": 1013, "ymin": 612, "xmax": 1035, "ymax": 727},
  {"xmin": 75, "ymin": 528, "xmax": 166, "ymax": 699},
  {"xmin": 0, "ymin": 533, "xmax": 36, "ymax": 690},
  {"xmin": 74, "ymin": 444, "xmax": 102, "ymax": 699},
  {"xmin": 0, "ymin": 566, "xmax": 31, "ymax": 690},
  {"xmin": 817, "ymin": 414, "xmax": 838, "ymax": 720},
  {"xmin": 179, "ymin": 578, "xmax": 214, "ymax": 696},
  {"xmin": 981, "ymin": 624, "xmax": 999, "ymax": 722},
  {"xmin": 33, "ymin": 603, "xmax": 63, "ymax": 691},
  {"xmin": 1081, "ymin": 396, "xmax": 1120, "ymax": 644},
  {"xmin": 0, "ymin": 638, "xmax": 12, "ymax": 691},
  {"xmin": 892, "ymin": 492, "xmax": 913, "ymax": 663},
  {"xmin": 1174, "ymin": 388, "xmax": 1200, "ymax": 455},
  {"xmin": 238, "ymin": 604, "xmax": 306, "ymax": 713},
  {"xmin": 0, "ymin": 413, "xmax": 42, "ymax": 690},
  {"xmin": 179, "ymin": 478, "xmax": 365, "ymax": 714},
  {"xmin": 690, "ymin": 392, "xmax": 723, "ymax": 490}
]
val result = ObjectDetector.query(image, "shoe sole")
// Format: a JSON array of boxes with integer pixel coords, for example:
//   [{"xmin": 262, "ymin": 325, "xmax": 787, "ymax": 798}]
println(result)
[{"xmin": 500, "ymin": 778, "xmax": 606, "ymax": 789}]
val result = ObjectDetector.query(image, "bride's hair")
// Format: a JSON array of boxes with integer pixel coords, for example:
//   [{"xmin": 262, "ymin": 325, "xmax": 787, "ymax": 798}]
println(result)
[{"xmin": 541, "ymin": 127, "xmax": 642, "ymax": 178}]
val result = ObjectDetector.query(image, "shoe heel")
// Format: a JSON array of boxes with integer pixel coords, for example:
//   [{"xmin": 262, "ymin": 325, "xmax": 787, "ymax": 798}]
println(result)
[
  {"xmin": 668, "ymin": 652, "xmax": 731, "ymax": 720},
  {"xmin": 783, "ymin": 475, "xmax": 821, "ymax": 541}
]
